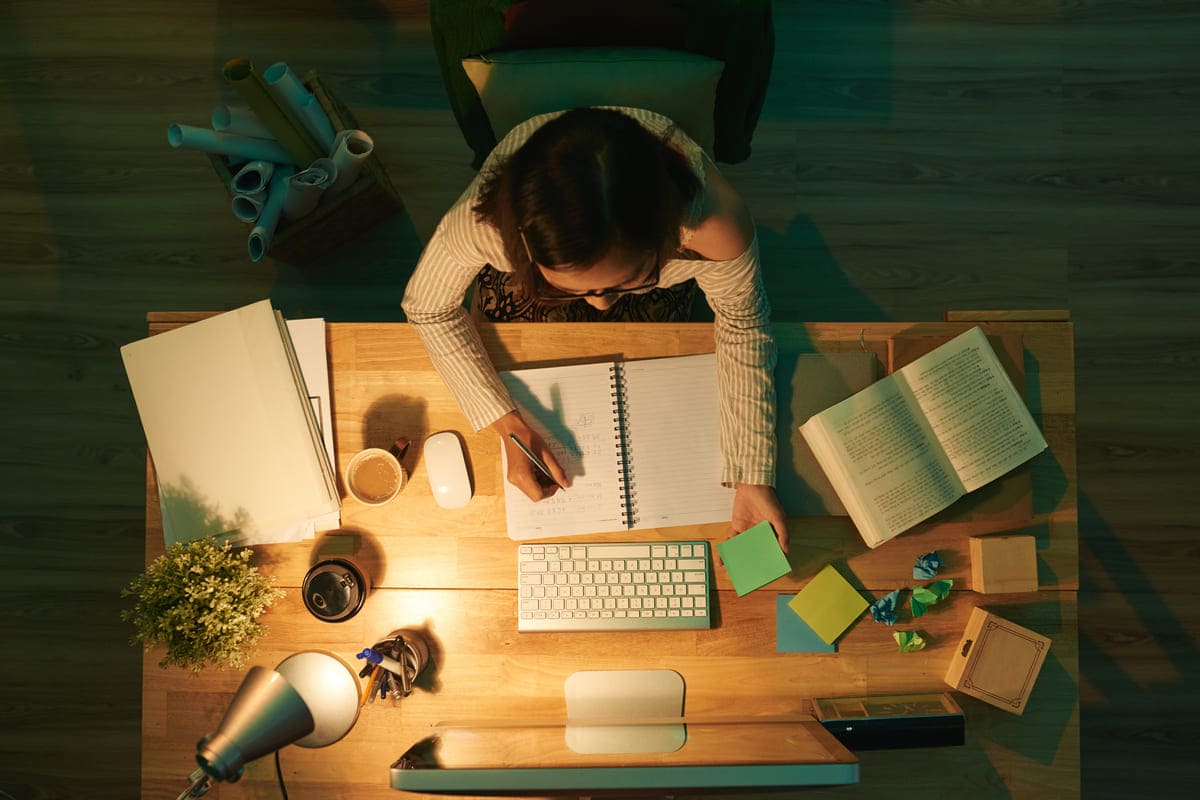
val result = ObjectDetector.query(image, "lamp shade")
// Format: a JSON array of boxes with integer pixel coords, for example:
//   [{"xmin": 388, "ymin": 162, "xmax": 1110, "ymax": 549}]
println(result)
[
  {"xmin": 196, "ymin": 667, "xmax": 314, "ymax": 782},
  {"xmin": 275, "ymin": 651, "xmax": 361, "ymax": 747},
  {"xmin": 195, "ymin": 651, "xmax": 361, "ymax": 783}
]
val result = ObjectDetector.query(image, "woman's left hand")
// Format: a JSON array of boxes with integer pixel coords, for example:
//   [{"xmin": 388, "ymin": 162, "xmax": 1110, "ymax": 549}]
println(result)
[{"xmin": 728, "ymin": 483, "xmax": 790, "ymax": 554}]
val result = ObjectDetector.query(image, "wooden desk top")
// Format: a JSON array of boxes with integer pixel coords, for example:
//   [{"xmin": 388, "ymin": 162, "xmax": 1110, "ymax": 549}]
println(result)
[{"xmin": 140, "ymin": 319, "xmax": 1078, "ymax": 799}]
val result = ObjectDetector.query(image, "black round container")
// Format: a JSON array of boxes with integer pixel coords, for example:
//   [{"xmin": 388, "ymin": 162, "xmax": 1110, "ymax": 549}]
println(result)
[{"xmin": 302, "ymin": 558, "xmax": 369, "ymax": 622}]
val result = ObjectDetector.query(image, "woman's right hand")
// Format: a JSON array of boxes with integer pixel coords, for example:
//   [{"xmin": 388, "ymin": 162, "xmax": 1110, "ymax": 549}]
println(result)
[{"xmin": 489, "ymin": 410, "xmax": 571, "ymax": 502}]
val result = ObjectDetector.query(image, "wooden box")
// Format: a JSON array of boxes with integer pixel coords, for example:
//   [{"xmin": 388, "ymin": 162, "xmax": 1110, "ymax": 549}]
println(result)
[
  {"xmin": 944, "ymin": 608, "xmax": 1050, "ymax": 715},
  {"xmin": 209, "ymin": 71, "xmax": 404, "ymax": 265},
  {"xmin": 812, "ymin": 692, "xmax": 964, "ymax": 750},
  {"xmin": 970, "ymin": 533, "xmax": 1038, "ymax": 593}
]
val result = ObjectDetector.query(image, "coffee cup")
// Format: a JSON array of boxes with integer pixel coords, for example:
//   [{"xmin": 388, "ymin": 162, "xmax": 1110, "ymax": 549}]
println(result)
[
  {"xmin": 302, "ymin": 557, "xmax": 371, "ymax": 622},
  {"xmin": 346, "ymin": 447, "xmax": 406, "ymax": 505}
]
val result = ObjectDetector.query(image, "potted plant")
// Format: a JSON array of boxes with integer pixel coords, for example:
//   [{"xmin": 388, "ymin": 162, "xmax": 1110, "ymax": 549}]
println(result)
[{"xmin": 121, "ymin": 537, "xmax": 285, "ymax": 673}]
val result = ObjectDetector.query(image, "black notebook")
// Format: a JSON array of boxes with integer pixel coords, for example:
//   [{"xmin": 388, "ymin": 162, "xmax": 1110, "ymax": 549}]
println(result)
[{"xmin": 499, "ymin": 353, "xmax": 734, "ymax": 540}]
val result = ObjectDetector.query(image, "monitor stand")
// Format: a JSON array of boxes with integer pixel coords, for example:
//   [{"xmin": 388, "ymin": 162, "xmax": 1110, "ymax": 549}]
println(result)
[{"xmin": 564, "ymin": 669, "xmax": 685, "ymax": 755}]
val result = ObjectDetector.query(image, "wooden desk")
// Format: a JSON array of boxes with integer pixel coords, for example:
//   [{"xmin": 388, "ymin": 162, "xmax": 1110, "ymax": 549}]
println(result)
[{"xmin": 140, "ymin": 320, "xmax": 1078, "ymax": 799}]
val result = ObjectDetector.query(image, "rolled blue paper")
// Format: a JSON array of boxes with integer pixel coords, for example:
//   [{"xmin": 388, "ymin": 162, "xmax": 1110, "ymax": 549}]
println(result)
[
  {"xmin": 281, "ymin": 158, "xmax": 336, "ymax": 221},
  {"xmin": 211, "ymin": 105, "xmax": 275, "ymax": 140},
  {"xmin": 913, "ymin": 550, "xmax": 943, "ymax": 580},
  {"xmin": 301, "ymin": 93, "xmax": 337, "ymax": 154},
  {"xmin": 167, "ymin": 123, "xmax": 293, "ymax": 165},
  {"xmin": 265, "ymin": 62, "xmax": 337, "ymax": 154},
  {"xmin": 870, "ymin": 589, "xmax": 900, "ymax": 626},
  {"xmin": 231, "ymin": 160, "xmax": 275, "ymax": 195},
  {"xmin": 231, "ymin": 191, "xmax": 264, "ymax": 223},
  {"xmin": 248, "ymin": 165, "xmax": 296, "ymax": 261}
]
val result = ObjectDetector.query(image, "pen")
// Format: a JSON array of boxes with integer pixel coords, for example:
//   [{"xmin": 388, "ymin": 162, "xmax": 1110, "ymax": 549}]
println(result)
[{"xmin": 508, "ymin": 433, "xmax": 563, "ymax": 489}]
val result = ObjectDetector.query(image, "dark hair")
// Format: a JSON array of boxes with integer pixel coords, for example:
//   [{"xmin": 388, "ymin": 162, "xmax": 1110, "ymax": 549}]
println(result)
[{"xmin": 473, "ymin": 108, "xmax": 702, "ymax": 298}]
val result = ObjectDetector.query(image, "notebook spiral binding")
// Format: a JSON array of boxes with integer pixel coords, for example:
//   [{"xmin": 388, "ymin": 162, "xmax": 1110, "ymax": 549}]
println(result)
[{"xmin": 610, "ymin": 363, "xmax": 638, "ymax": 528}]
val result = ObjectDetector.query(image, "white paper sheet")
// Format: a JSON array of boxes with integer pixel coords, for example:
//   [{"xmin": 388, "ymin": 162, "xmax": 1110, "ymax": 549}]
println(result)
[{"xmin": 286, "ymin": 317, "xmax": 340, "ymax": 534}]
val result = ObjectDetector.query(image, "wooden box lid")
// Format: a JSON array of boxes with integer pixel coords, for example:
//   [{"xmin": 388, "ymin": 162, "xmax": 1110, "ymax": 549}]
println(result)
[
  {"xmin": 970, "ymin": 533, "xmax": 1038, "ymax": 593},
  {"xmin": 944, "ymin": 607, "xmax": 1050, "ymax": 715}
]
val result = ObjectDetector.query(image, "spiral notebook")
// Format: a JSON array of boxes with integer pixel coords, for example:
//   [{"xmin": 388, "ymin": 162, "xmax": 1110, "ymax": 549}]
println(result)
[{"xmin": 499, "ymin": 353, "xmax": 734, "ymax": 540}]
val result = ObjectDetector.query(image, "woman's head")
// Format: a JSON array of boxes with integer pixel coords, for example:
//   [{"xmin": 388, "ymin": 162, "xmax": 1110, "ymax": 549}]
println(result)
[{"xmin": 474, "ymin": 108, "xmax": 702, "ymax": 308}]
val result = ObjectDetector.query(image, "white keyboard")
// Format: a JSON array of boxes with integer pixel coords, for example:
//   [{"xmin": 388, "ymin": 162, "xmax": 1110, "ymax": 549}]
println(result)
[{"xmin": 517, "ymin": 541, "xmax": 712, "ymax": 632}]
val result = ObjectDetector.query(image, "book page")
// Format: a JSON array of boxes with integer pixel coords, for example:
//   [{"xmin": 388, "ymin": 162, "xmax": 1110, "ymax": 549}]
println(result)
[
  {"xmin": 500, "ymin": 362, "xmax": 626, "ymax": 539},
  {"xmin": 801, "ymin": 377, "xmax": 962, "ymax": 546},
  {"xmin": 621, "ymin": 354, "xmax": 734, "ymax": 528},
  {"xmin": 897, "ymin": 327, "xmax": 1047, "ymax": 493}
]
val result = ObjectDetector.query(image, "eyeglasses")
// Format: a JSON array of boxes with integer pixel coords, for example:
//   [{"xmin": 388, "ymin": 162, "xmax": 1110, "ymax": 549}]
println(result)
[{"xmin": 520, "ymin": 228, "xmax": 660, "ymax": 301}]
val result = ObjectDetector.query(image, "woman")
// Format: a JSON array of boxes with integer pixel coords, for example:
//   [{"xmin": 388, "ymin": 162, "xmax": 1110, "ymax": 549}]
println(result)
[{"xmin": 402, "ymin": 107, "xmax": 788, "ymax": 551}]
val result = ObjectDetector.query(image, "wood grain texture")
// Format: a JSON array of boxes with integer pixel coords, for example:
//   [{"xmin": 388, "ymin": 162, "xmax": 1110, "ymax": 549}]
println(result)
[{"xmin": 1, "ymin": 0, "xmax": 1195, "ymax": 798}]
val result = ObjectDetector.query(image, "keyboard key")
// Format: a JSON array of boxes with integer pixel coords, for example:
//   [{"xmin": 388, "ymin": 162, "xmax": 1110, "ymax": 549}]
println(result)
[{"xmin": 586, "ymin": 544, "xmax": 651, "ymax": 559}]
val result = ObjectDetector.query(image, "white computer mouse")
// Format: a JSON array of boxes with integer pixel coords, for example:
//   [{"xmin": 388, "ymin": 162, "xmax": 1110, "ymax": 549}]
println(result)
[{"xmin": 423, "ymin": 431, "xmax": 472, "ymax": 509}]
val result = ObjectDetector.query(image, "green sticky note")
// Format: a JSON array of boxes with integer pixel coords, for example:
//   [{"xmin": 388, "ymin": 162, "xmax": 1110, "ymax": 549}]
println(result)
[
  {"xmin": 787, "ymin": 564, "xmax": 869, "ymax": 645},
  {"xmin": 716, "ymin": 520, "xmax": 791, "ymax": 597}
]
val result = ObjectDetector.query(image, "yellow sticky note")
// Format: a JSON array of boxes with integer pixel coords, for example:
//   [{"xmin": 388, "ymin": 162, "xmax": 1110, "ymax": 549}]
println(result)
[{"xmin": 787, "ymin": 564, "xmax": 869, "ymax": 645}]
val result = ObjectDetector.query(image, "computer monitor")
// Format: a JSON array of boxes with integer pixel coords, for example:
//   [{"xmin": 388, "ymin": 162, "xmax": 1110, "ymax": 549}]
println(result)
[{"xmin": 389, "ymin": 718, "xmax": 859, "ymax": 793}]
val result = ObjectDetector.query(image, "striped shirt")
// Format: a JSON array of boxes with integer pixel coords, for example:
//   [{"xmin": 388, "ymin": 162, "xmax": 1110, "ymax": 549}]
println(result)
[{"xmin": 402, "ymin": 107, "xmax": 776, "ymax": 486}]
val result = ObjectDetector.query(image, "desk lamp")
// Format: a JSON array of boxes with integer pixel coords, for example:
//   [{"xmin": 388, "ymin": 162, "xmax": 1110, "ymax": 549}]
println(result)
[{"xmin": 177, "ymin": 651, "xmax": 360, "ymax": 799}]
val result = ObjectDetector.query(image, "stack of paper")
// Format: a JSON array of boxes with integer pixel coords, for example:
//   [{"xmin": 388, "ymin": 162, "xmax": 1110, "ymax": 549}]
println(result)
[{"xmin": 121, "ymin": 300, "xmax": 340, "ymax": 546}]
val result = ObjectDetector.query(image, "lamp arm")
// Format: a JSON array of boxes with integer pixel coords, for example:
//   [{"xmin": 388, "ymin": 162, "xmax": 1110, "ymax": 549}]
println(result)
[{"xmin": 176, "ymin": 767, "xmax": 212, "ymax": 800}]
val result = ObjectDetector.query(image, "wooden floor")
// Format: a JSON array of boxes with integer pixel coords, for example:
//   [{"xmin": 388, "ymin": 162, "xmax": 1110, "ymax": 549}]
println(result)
[{"xmin": 1, "ymin": 1, "xmax": 1195, "ymax": 797}]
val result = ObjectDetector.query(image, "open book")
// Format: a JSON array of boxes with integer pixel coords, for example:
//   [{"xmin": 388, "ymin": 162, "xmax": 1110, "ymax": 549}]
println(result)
[
  {"xmin": 499, "ymin": 353, "xmax": 734, "ymax": 540},
  {"xmin": 121, "ymin": 300, "xmax": 340, "ymax": 547},
  {"xmin": 799, "ymin": 327, "xmax": 1046, "ymax": 549}
]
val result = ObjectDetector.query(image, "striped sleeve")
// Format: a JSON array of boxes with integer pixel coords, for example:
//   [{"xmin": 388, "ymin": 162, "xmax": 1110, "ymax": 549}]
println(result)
[
  {"xmin": 692, "ymin": 232, "xmax": 778, "ymax": 486},
  {"xmin": 401, "ymin": 207, "xmax": 516, "ymax": 431}
]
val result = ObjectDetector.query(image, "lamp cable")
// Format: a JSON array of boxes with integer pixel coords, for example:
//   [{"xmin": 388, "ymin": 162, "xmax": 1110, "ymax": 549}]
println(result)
[{"xmin": 275, "ymin": 750, "xmax": 288, "ymax": 800}]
